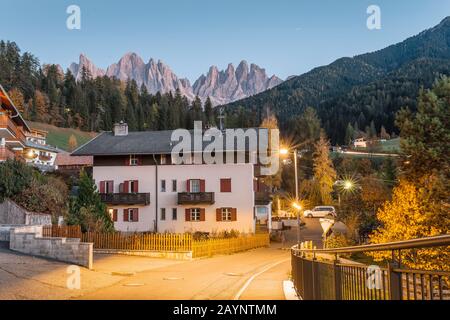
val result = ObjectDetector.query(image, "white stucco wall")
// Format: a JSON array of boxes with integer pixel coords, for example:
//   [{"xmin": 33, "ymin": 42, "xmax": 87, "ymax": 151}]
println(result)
[{"xmin": 93, "ymin": 163, "xmax": 256, "ymax": 234}]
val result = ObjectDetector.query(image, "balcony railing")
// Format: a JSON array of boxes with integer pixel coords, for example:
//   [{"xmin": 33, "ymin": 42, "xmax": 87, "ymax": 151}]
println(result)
[
  {"xmin": 178, "ymin": 192, "xmax": 215, "ymax": 205},
  {"xmin": 0, "ymin": 114, "xmax": 26, "ymax": 143},
  {"xmin": 255, "ymin": 192, "xmax": 272, "ymax": 205},
  {"xmin": 100, "ymin": 193, "xmax": 150, "ymax": 206}
]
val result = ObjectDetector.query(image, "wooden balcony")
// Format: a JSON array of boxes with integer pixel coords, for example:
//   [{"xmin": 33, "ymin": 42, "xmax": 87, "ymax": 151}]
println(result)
[
  {"xmin": 255, "ymin": 192, "xmax": 272, "ymax": 205},
  {"xmin": 0, "ymin": 147, "xmax": 15, "ymax": 161},
  {"xmin": 178, "ymin": 192, "xmax": 215, "ymax": 205},
  {"xmin": 100, "ymin": 193, "xmax": 150, "ymax": 206},
  {"xmin": 0, "ymin": 114, "xmax": 26, "ymax": 143}
]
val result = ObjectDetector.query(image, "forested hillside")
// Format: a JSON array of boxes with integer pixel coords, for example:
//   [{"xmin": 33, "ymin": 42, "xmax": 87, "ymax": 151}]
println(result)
[{"xmin": 224, "ymin": 17, "xmax": 450, "ymax": 143}]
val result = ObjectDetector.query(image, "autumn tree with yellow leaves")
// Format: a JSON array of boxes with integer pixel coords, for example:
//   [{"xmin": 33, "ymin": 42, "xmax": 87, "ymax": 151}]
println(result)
[{"xmin": 369, "ymin": 76, "xmax": 450, "ymax": 271}]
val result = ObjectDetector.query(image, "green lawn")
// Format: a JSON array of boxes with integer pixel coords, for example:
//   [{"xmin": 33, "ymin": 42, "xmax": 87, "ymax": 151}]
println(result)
[{"xmin": 27, "ymin": 121, "xmax": 97, "ymax": 151}]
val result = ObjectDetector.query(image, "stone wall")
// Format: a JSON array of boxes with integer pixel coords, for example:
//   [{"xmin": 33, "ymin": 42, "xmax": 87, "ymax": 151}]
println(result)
[
  {"xmin": 0, "ymin": 199, "xmax": 52, "ymax": 225},
  {"xmin": 9, "ymin": 226, "xmax": 93, "ymax": 269}
]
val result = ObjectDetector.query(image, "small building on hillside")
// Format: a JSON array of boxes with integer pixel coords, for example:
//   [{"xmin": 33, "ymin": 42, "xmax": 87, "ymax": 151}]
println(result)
[
  {"xmin": 23, "ymin": 128, "xmax": 60, "ymax": 170},
  {"xmin": 353, "ymin": 138, "xmax": 367, "ymax": 148},
  {"xmin": 55, "ymin": 153, "xmax": 93, "ymax": 177}
]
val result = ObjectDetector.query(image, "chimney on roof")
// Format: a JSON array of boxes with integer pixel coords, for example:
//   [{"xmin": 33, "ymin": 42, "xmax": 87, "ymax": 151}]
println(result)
[{"xmin": 113, "ymin": 121, "xmax": 128, "ymax": 136}]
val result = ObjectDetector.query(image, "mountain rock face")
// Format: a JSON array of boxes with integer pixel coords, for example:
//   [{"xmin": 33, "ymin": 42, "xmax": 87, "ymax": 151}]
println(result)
[
  {"xmin": 68, "ymin": 54, "xmax": 282, "ymax": 105},
  {"xmin": 69, "ymin": 54, "xmax": 105, "ymax": 81},
  {"xmin": 192, "ymin": 61, "xmax": 283, "ymax": 105}
]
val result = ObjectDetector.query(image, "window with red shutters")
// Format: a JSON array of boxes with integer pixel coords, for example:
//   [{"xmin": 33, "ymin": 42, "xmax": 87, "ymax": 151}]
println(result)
[
  {"xmin": 109, "ymin": 209, "xmax": 118, "ymax": 222},
  {"xmin": 185, "ymin": 208, "xmax": 191, "ymax": 221},
  {"xmin": 123, "ymin": 181, "xmax": 130, "ymax": 193},
  {"xmin": 99, "ymin": 181, "xmax": 106, "ymax": 194},
  {"xmin": 220, "ymin": 178, "xmax": 231, "ymax": 192},
  {"xmin": 131, "ymin": 208, "xmax": 139, "ymax": 222},
  {"xmin": 231, "ymin": 208, "xmax": 237, "ymax": 221},
  {"xmin": 200, "ymin": 180, "xmax": 206, "ymax": 192},
  {"xmin": 216, "ymin": 208, "xmax": 221, "ymax": 221},
  {"xmin": 106, "ymin": 181, "xmax": 114, "ymax": 193},
  {"xmin": 130, "ymin": 180, "xmax": 139, "ymax": 193},
  {"xmin": 200, "ymin": 208, "xmax": 206, "ymax": 221}
]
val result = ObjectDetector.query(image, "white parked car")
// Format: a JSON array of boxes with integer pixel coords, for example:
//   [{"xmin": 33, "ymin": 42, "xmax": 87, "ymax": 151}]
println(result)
[{"xmin": 303, "ymin": 206, "xmax": 336, "ymax": 218}]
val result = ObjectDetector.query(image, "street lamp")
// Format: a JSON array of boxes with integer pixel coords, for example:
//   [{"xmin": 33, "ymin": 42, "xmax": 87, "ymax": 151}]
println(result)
[{"xmin": 281, "ymin": 147, "xmax": 301, "ymax": 245}]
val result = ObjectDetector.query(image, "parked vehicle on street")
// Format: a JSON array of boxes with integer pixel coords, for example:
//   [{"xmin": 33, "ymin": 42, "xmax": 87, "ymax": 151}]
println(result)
[{"xmin": 303, "ymin": 206, "xmax": 336, "ymax": 218}]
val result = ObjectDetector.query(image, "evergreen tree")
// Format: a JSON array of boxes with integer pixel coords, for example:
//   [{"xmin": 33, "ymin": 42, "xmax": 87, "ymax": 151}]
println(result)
[
  {"xmin": 68, "ymin": 170, "xmax": 114, "ymax": 232},
  {"xmin": 204, "ymin": 96, "xmax": 214, "ymax": 127},
  {"xmin": 344, "ymin": 122, "xmax": 354, "ymax": 145}
]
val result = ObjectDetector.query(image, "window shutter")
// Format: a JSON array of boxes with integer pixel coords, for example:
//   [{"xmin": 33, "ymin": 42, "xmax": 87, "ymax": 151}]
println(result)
[
  {"xmin": 99, "ymin": 181, "xmax": 106, "ymax": 194},
  {"xmin": 108, "ymin": 181, "xmax": 114, "ymax": 194},
  {"xmin": 186, "ymin": 180, "xmax": 191, "ymax": 192},
  {"xmin": 200, "ymin": 208, "xmax": 206, "ymax": 221},
  {"xmin": 113, "ymin": 209, "xmax": 118, "ymax": 222},
  {"xmin": 134, "ymin": 209, "xmax": 139, "ymax": 222},
  {"xmin": 133, "ymin": 180, "xmax": 139, "ymax": 193},
  {"xmin": 185, "ymin": 209, "xmax": 191, "ymax": 221},
  {"xmin": 137, "ymin": 156, "xmax": 143, "ymax": 166},
  {"xmin": 123, "ymin": 181, "xmax": 129, "ymax": 193},
  {"xmin": 216, "ymin": 208, "xmax": 222, "ymax": 222},
  {"xmin": 231, "ymin": 208, "xmax": 237, "ymax": 221},
  {"xmin": 200, "ymin": 180, "xmax": 206, "ymax": 192},
  {"xmin": 220, "ymin": 179, "xmax": 231, "ymax": 192},
  {"xmin": 125, "ymin": 156, "xmax": 129, "ymax": 166},
  {"xmin": 123, "ymin": 209, "xmax": 129, "ymax": 222}
]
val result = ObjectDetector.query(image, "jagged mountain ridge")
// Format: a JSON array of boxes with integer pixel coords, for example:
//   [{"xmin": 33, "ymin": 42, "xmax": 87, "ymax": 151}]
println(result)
[{"xmin": 68, "ymin": 53, "xmax": 283, "ymax": 105}]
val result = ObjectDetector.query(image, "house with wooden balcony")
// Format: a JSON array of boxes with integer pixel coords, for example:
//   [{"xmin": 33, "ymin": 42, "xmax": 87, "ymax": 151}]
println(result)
[
  {"xmin": 0, "ymin": 85, "xmax": 31, "ymax": 162},
  {"xmin": 23, "ymin": 130, "xmax": 61, "ymax": 170},
  {"xmin": 73, "ymin": 122, "xmax": 274, "ymax": 233}
]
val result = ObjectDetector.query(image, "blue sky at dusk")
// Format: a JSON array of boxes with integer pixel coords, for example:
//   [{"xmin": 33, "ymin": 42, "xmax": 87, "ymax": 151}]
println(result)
[{"xmin": 1, "ymin": 0, "xmax": 449, "ymax": 81}]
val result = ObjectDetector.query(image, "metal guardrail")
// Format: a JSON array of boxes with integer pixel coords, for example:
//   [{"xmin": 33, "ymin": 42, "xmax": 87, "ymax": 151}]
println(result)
[{"xmin": 291, "ymin": 235, "xmax": 450, "ymax": 300}]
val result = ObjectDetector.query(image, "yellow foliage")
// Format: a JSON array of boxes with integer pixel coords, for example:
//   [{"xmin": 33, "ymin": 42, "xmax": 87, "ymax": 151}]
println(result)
[{"xmin": 369, "ymin": 179, "xmax": 449, "ymax": 271}]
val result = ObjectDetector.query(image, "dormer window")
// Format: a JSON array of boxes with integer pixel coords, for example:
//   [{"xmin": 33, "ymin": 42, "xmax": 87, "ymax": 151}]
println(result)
[{"xmin": 130, "ymin": 155, "xmax": 138, "ymax": 166}]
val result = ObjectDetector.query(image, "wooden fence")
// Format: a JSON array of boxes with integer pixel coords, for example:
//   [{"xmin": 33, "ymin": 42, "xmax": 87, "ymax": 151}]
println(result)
[
  {"xmin": 192, "ymin": 233, "xmax": 270, "ymax": 258},
  {"xmin": 81, "ymin": 232, "xmax": 192, "ymax": 252},
  {"xmin": 42, "ymin": 225, "xmax": 82, "ymax": 239},
  {"xmin": 42, "ymin": 225, "xmax": 270, "ymax": 257}
]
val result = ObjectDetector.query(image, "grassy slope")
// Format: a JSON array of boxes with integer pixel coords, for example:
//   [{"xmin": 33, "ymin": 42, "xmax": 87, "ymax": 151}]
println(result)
[{"xmin": 27, "ymin": 121, "xmax": 97, "ymax": 151}]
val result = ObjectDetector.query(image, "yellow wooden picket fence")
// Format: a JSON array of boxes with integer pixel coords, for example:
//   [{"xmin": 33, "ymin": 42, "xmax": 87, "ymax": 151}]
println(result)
[
  {"xmin": 43, "ymin": 225, "xmax": 270, "ymax": 257},
  {"xmin": 81, "ymin": 232, "xmax": 193, "ymax": 252},
  {"xmin": 192, "ymin": 233, "xmax": 270, "ymax": 258}
]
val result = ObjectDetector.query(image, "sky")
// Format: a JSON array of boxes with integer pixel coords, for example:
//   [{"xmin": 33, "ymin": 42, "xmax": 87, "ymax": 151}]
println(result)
[{"xmin": 1, "ymin": 0, "xmax": 449, "ymax": 82}]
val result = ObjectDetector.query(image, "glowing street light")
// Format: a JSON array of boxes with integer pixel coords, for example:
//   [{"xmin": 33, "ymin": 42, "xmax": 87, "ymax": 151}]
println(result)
[
  {"xmin": 280, "ymin": 148, "xmax": 289, "ymax": 156},
  {"xmin": 343, "ymin": 180, "xmax": 354, "ymax": 191},
  {"xmin": 292, "ymin": 202, "xmax": 302, "ymax": 210}
]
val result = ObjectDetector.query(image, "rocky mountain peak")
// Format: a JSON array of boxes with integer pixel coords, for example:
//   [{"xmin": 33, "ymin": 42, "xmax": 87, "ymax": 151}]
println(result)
[{"xmin": 69, "ymin": 53, "xmax": 283, "ymax": 105}]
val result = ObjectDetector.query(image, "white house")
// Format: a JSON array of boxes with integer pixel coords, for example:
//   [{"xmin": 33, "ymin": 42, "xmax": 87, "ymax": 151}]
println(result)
[
  {"xmin": 23, "ymin": 128, "xmax": 60, "ymax": 169},
  {"xmin": 353, "ymin": 138, "xmax": 367, "ymax": 148},
  {"xmin": 72, "ymin": 123, "xmax": 273, "ymax": 234}
]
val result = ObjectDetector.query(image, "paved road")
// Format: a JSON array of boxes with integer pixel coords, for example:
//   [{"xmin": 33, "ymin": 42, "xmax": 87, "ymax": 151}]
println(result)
[
  {"xmin": 0, "ymin": 245, "xmax": 290, "ymax": 300},
  {"xmin": 81, "ymin": 245, "xmax": 290, "ymax": 300},
  {"xmin": 0, "ymin": 221, "xmax": 325, "ymax": 300}
]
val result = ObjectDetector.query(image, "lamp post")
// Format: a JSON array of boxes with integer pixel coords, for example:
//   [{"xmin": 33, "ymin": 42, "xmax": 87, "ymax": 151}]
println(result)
[{"xmin": 281, "ymin": 147, "xmax": 301, "ymax": 245}]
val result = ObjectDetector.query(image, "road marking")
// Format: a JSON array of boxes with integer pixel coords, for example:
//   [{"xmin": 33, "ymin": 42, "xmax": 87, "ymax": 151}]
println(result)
[{"xmin": 233, "ymin": 258, "xmax": 290, "ymax": 300}]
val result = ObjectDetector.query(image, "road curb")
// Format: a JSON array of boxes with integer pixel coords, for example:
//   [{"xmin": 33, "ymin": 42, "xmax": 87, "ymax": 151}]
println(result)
[{"xmin": 283, "ymin": 280, "xmax": 301, "ymax": 300}]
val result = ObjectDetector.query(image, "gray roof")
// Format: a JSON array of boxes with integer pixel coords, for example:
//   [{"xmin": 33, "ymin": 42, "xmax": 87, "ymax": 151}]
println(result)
[
  {"xmin": 25, "ymin": 140, "xmax": 61, "ymax": 153},
  {"xmin": 72, "ymin": 128, "xmax": 270, "ymax": 156}
]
